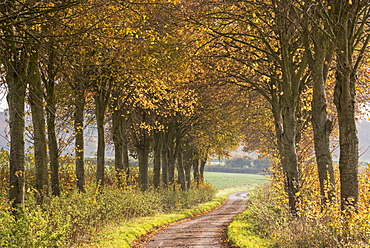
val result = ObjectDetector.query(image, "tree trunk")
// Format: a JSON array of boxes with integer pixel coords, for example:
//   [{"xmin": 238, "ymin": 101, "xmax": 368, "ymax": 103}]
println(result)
[
  {"xmin": 168, "ymin": 145, "xmax": 175, "ymax": 184},
  {"xmin": 153, "ymin": 132, "xmax": 162, "ymax": 188},
  {"xmin": 270, "ymin": 75, "xmax": 300, "ymax": 214},
  {"xmin": 112, "ymin": 107, "xmax": 131, "ymax": 186},
  {"xmin": 112, "ymin": 108, "xmax": 124, "ymax": 185},
  {"xmin": 74, "ymin": 91, "xmax": 86, "ymax": 193},
  {"xmin": 183, "ymin": 149, "xmax": 192, "ymax": 190},
  {"xmin": 6, "ymin": 48, "xmax": 28, "ymax": 209},
  {"xmin": 28, "ymin": 47, "xmax": 49, "ymax": 199},
  {"xmin": 334, "ymin": 47, "xmax": 359, "ymax": 209},
  {"xmin": 312, "ymin": 68, "xmax": 336, "ymax": 203},
  {"xmin": 199, "ymin": 157, "xmax": 206, "ymax": 182},
  {"xmin": 193, "ymin": 158, "xmax": 200, "ymax": 185},
  {"xmin": 309, "ymin": 48, "xmax": 336, "ymax": 203},
  {"xmin": 95, "ymin": 94, "xmax": 107, "ymax": 189},
  {"xmin": 161, "ymin": 145, "xmax": 169, "ymax": 187},
  {"xmin": 273, "ymin": 0, "xmax": 306, "ymax": 215},
  {"xmin": 270, "ymin": 82, "xmax": 296, "ymax": 210},
  {"xmin": 122, "ymin": 132, "xmax": 130, "ymax": 183},
  {"xmin": 281, "ymin": 100, "xmax": 300, "ymax": 214},
  {"xmin": 44, "ymin": 48, "xmax": 60, "ymax": 196},
  {"xmin": 177, "ymin": 152, "xmax": 186, "ymax": 191},
  {"xmin": 301, "ymin": 6, "xmax": 336, "ymax": 204},
  {"xmin": 137, "ymin": 140, "xmax": 150, "ymax": 191},
  {"xmin": 332, "ymin": 1, "xmax": 360, "ymax": 209}
]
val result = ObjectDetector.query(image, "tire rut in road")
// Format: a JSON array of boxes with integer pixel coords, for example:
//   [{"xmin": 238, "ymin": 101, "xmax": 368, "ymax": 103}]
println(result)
[{"xmin": 133, "ymin": 192, "xmax": 248, "ymax": 248}]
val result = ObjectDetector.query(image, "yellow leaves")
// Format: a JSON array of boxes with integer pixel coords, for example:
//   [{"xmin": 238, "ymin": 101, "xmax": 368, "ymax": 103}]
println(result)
[
  {"xmin": 26, "ymin": 187, "xmax": 37, "ymax": 194},
  {"xmin": 349, "ymin": 0, "xmax": 353, "ymax": 5},
  {"xmin": 14, "ymin": 170, "xmax": 23, "ymax": 177}
]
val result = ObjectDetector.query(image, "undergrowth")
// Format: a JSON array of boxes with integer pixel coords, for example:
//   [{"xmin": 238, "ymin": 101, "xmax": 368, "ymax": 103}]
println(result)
[
  {"xmin": 0, "ymin": 176, "xmax": 216, "ymax": 247},
  {"xmin": 229, "ymin": 179, "xmax": 370, "ymax": 248},
  {"xmin": 0, "ymin": 156, "xmax": 216, "ymax": 248}
]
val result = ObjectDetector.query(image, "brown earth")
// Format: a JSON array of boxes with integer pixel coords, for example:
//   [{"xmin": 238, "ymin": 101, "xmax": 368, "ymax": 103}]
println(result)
[{"xmin": 132, "ymin": 192, "xmax": 249, "ymax": 248}]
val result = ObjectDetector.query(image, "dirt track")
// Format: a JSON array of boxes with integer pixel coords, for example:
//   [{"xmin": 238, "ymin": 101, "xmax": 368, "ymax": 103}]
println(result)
[{"xmin": 133, "ymin": 192, "xmax": 248, "ymax": 248}]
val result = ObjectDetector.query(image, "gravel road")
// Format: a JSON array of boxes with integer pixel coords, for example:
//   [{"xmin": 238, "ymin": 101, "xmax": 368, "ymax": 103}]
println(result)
[{"xmin": 133, "ymin": 192, "xmax": 249, "ymax": 248}]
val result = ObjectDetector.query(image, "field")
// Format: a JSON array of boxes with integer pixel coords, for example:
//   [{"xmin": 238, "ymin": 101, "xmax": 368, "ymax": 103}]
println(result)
[{"xmin": 203, "ymin": 171, "xmax": 268, "ymax": 189}]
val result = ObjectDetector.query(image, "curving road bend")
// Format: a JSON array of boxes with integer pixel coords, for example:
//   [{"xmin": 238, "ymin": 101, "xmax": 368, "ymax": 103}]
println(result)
[{"xmin": 134, "ymin": 192, "xmax": 249, "ymax": 248}]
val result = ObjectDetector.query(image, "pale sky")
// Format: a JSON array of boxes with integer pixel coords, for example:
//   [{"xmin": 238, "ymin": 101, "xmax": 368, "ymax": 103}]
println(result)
[{"xmin": 0, "ymin": 99, "xmax": 7, "ymax": 111}]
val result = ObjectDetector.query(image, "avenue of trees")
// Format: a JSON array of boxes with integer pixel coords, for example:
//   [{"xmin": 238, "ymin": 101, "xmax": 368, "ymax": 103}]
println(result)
[
  {"xmin": 1, "ymin": 0, "xmax": 370, "ymax": 223},
  {"xmin": 1, "ymin": 0, "xmax": 248, "ymax": 210}
]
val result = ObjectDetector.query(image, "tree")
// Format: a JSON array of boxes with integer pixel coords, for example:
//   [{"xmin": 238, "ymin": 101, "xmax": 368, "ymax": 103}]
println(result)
[
  {"xmin": 329, "ymin": 0, "xmax": 370, "ymax": 209},
  {"xmin": 28, "ymin": 46, "xmax": 49, "ymax": 199},
  {"xmin": 301, "ymin": 1, "xmax": 336, "ymax": 204},
  {"xmin": 191, "ymin": 0, "xmax": 309, "ymax": 213},
  {"xmin": 42, "ymin": 44, "xmax": 61, "ymax": 196}
]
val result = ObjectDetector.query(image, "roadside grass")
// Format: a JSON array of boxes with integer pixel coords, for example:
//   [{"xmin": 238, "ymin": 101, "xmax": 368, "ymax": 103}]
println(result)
[
  {"xmin": 227, "ymin": 205, "xmax": 273, "ymax": 248},
  {"xmin": 89, "ymin": 195, "xmax": 227, "ymax": 248},
  {"xmin": 227, "ymin": 184, "xmax": 274, "ymax": 248}
]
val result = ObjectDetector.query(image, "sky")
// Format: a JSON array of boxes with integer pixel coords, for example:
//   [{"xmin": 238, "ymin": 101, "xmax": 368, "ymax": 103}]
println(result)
[{"xmin": 0, "ymin": 97, "xmax": 6, "ymax": 111}]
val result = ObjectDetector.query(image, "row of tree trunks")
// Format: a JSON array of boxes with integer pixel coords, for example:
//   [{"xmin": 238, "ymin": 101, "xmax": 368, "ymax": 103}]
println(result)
[{"xmin": 132, "ymin": 119, "xmax": 207, "ymax": 191}]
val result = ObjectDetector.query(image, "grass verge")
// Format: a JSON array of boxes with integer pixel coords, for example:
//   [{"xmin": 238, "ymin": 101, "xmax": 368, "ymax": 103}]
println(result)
[
  {"xmin": 227, "ymin": 185, "xmax": 274, "ymax": 248},
  {"xmin": 227, "ymin": 207, "xmax": 273, "ymax": 248},
  {"xmin": 87, "ymin": 195, "xmax": 227, "ymax": 247}
]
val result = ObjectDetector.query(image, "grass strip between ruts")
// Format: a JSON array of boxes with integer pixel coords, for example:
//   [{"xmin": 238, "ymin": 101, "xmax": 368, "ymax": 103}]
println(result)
[{"xmin": 88, "ymin": 195, "xmax": 227, "ymax": 248}]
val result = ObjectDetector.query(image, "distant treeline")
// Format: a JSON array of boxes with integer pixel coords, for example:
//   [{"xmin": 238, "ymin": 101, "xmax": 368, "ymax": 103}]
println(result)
[
  {"xmin": 205, "ymin": 165, "xmax": 265, "ymax": 174},
  {"xmin": 206, "ymin": 155, "xmax": 270, "ymax": 174}
]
